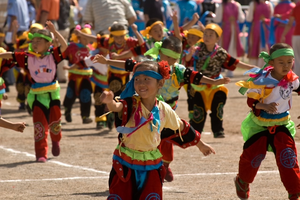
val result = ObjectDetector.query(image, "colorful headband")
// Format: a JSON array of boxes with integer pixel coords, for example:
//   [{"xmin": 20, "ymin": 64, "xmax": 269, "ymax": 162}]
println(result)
[
  {"xmin": 205, "ymin": 23, "xmax": 223, "ymax": 37},
  {"xmin": 144, "ymin": 41, "xmax": 181, "ymax": 60},
  {"xmin": 239, "ymin": 48, "xmax": 295, "ymax": 95},
  {"xmin": 140, "ymin": 21, "xmax": 164, "ymax": 37},
  {"xmin": 71, "ymin": 24, "xmax": 92, "ymax": 43},
  {"xmin": 186, "ymin": 29, "xmax": 203, "ymax": 38},
  {"xmin": 28, "ymin": 32, "xmax": 52, "ymax": 42}
]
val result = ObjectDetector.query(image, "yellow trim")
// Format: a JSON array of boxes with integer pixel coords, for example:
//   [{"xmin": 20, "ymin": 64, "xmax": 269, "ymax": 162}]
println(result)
[
  {"xmin": 95, "ymin": 115, "xmax": 107, "ymax": 122},
  {"xmin": 205, "ymin": 23, "xmax": 223, "ymax": 37},
  {"xmin": 30, "ymin": 81, "xmax": 60, "ymax": 93},
  {"xmin": 69, "ymin": 68, "xmax": 93, "ymax": 75},
  {"xmin": 235, "ymin": 81, "xmax": 266, "ymax": 89},
  {"xmin": 108, "ymin": 66, "xmax": 129, "ymax": 75},
  {"xmin": 140, "ymin": 21, "xmax": 164, "ymax": 37},
  {"xmin": 198, "ymin": 86, "xmax": 228, "ymax": 111},
  {"xmin": 110, "ymin": 30, "xmax": 127, "ymax": 36},
  {"xmin": 247, "ymin": 92, "xmax": 261, "ymax": 100},
  {"xmin": 256, "ymin": 115, "xmax": 290, "ymax": 123}
]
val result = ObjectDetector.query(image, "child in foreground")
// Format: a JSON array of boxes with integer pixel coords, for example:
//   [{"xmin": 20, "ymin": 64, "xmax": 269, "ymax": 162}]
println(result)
[
  {"xmin": 100, "ymin": 60, "xmax": 215, "ymax": 199},
  {"xmin": 235, "ymin": 43, "xmax": 300, "ymax": 200}
]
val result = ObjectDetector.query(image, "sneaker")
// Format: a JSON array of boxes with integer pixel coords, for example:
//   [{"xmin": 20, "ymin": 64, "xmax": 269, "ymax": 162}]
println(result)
[
  {"xmin": 214, "ymin": 131, "xmax": 225, "ymax": 138},
  {"xmin": 52, "ymin": 141, "xmax": 60, "ymax": 156},
  {"xmin": 163, "ymin": 163, "xmax": 174, "ymax": 182},
  {"xmin": 234, "ymin": 175, "xmax": 249, "ymax": 200},
  {"xmin": 65, "ymin": 108, "xmax": 72, "ymax": 122},
  {"xmin": 96, "ymin": 121, "xmax": 106, "ymax": 130},
  {"xmin": 107, "ymin": 113, "xmax": 114, "ymax": 130},
  {"xmin": 82, "ymin": 117, "xmax": 93, "ymax": 124},
  {"xmin": 289, "ymin": 194, "xmax": 300, "ymax": 200},
  {"xmin": 36, "ymin": 157, "xmax": 47, "ymax": 162}
]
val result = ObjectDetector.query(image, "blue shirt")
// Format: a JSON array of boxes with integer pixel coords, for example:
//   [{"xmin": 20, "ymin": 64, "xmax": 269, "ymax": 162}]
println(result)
[
  {"xmin": 7, "ymin": 0, "xmax": 29, "ymax": 31},
  {"xmin": 176, "ymin": 0, "xmax": 198, "ymax": 26}
]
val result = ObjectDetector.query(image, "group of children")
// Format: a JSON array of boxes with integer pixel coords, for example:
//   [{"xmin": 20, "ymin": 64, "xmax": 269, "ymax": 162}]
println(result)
[{"xmin": 0, "ymin": 11, "xmax": 300, "ymax": 199}]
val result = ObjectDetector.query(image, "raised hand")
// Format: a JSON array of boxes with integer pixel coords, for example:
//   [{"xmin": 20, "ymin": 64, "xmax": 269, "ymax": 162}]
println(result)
[
  {"xmin": 171, "ymin": 11, "xmax": 178, "ymax": 22},
  {"xmin": 192, "ymin": 13, "xmax": 200, "ymax": 22},
  {"xmin": 93, "ymin": 54, "xmax": 108, "ymax": 64},
  {"xmin": 131, "ymin": 24, "xmax": 138, "ymax": 32},
  {"xmin": 100, "ymin": 91, "xmax": 114, "ymax": 104},
  {"xmin": 45, "ymin": 21, "xmax": 56, "ymax": 33}
]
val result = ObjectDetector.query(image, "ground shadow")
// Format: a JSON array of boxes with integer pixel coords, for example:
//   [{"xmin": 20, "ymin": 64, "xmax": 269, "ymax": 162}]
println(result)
[
  {"xmin": 72, "ymin": 190, "xmax": 109, "ymax": 197},
  {"xmin": 62, "ymin": 127, "xmax": 97, "ymax": 132},
  {"xmin": 0, "ymin": 160, "xmax": 36, "ymax": 168},
  {"xmin": 66, "ymin": 130, "xmax": 110, "ymax": 137}
]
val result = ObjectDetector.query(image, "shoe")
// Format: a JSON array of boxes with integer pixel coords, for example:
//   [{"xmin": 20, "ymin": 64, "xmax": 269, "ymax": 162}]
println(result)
[
  {"xmin": 19, "ymin": 103, "xmax": 26, "ymax": 111},
  {"xmin": 289, "ymin": 194, "xmax": 300, "ymax": 200},
  {"xmin": 107, "ymin": 113, "xmax": 114, "ymax": 130},
  {"xmin": 214, "ymin": 131, "xmax": 225, "ymax": 138},
  {"xmin": 65, "ymin": 108, "xmax": 72, "ymax": 122},
  {"xmin": 52, "ymin": 141, "xmax": 60, "ymax": 156},
  {"xmin": 96, "ymin": 121, "xmax": 106, "ymax": 130},
  {"xmin": 36, "ymin": 157, "xmax": 47, "ymax": 162},
  {"xmin": 163, "ymin": 163, "xmax": 174, "ymax": 182},
  {"xmin": 234, "ymin": 175, "xmax": 249, "ymax": 200},
  {"xmin": 82, "ymin": 117, "xmax": 93, "ymax": 124}
]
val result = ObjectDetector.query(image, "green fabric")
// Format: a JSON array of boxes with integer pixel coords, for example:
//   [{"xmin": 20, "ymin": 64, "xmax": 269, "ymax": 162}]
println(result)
[
  {"xmin": 0, "ymin": 77, "xmax": 4, "ymax": 85},
  {"xmin": 239, "ymin": 48, "xmax": 295, "ymax": 95},
  {"xmin": 69, "ymin": 69, "xmax": 93, "ymax": 76},
  {"xmin": 191, "ymin": 83, "xmax": 220, "ymax": 91},
  {"xmin": 28, "ymin": 32, "xmax": 53, "ymax": 42},
  {"xmin": 144, "ymin": 41, "xmax": 181, "ymax": 59},
  {"xmin": 116, "ymin": 145, "xmax": 162, "ymax": 161},
  {"xmin": 241, "ymin": 112, "xmax": 296, "ymax": 152},
  {"xmin": 27, "ymin": 87, "xmax": 60, "ymax": 109},
  {"xmin": 93, "ymin": 72, "xmax": 108, "ymax": 81}
]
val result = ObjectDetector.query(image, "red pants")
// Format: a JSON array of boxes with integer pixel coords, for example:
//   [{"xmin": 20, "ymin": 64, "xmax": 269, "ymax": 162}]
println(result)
[
  {"xmin": 32, "ymin": 99, "xmax": 62, "ymax": 159},
  {"xmin": 160, "ymin": 140, "xmax": 173, "ymax": 163},
  {"xmin": 238, "ymin": 127, "xmax": 300, "ymax": 194},
  {"xmin": 108, "ymin": 160, "xmax": 166, "ymax": 200}
]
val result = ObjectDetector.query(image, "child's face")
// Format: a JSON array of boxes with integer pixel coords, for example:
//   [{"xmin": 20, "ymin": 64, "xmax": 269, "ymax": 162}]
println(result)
[
  {"xmin": 187, "ymin": 34, "xmax": 201, "ymax": 46},
  {"xmin": 203, "ymin": 29, "xmax": 219, "ymax": 46},
  {"xmin": 31, "ymin": 37, "xmax": 51, "ymax": 53},
  {"xmin": 134, "ymin": 65, "xmax": 164, "ymax": 99},
  {"xmin": 159, "ymin": 53, "xmax": 178, "ymax": 66},
  {"xmin": 149, "ymin": 24, "xmax": 164, "ymax": 41},
  {"xmin": 113, "ymin": 35, "xmax": 126, "ymax": 46},
  {"xmin": 270, "ymin": 55, "xmax": 294, "ymax": 77}
]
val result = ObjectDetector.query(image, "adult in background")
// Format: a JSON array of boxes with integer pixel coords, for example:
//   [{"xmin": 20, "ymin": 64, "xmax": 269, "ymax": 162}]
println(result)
[
  {"xmin": 83, "ymin": 0, "xmax": 136, "ymax": 34},
  {"xmin": 144, "ymin": 0, "xmax": 164, "ymax": 24},
  {"xmin": 281, "ymin": 0, "xmax": 300, "ymax": 79},
  {"xmin": 35, "ymin": 0, "xmax": 59, "ymax": 26}
]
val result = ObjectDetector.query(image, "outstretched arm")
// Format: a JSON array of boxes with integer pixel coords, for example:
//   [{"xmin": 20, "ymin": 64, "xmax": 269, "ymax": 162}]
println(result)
[
  {"xmin": 200, "ymin": 76, "xmax": 230, "ymax": 85},
  {"xmin": 100, "ymin": 91, "xmax": 123, "ymax": 112},
  {"xmin": 46, "ymin": 21, "xmax": 68, "ymax": 53},
  {"xmin": 236, "ymin": 61, "xmax": 258, "ymax": 70},
  {"xmin": 171, "ymin": 11, "xmax": 183, "ymax": 41},
  {"xmin": 73, "ymin": 29, "xmax": 97, "ymax": 43},
  {"xmin": 0, "ymin": 118, "xmax": 26, "ymax": 132},
  {"xmin": 0, "ymin": 52, "xmax": 13, "ymax": 59},
  {"xmin": 93, "ymin": 55, "xmax": 126, "ymax": 69}
]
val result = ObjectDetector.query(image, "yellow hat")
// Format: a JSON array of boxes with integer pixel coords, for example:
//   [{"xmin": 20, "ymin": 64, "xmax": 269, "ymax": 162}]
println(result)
[
  {"xmin": 0, "ymin": 47, "xmax": 6, "ymax": 68},
  {"xmin": 186, "ymin": 28, "xmax": 203, "ymax": 38},
  {"xmin": 205, "ymin": 23, "xmax": 223, "ymax": 37},
  {"xmin": 140, "ymin": 21, "xmax": 164, "ymax": 38},
  {"xmin": 30, "ymin": 23, "xmax": 44, "ymax": 30}
]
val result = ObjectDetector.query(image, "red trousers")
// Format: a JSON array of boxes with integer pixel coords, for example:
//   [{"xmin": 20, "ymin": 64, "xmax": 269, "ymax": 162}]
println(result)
[
  {"xmin": 32, "ymin": 99, "xmax": 62, "ymax": 159},
  {"xmin": 238, "ymin": 128, "xmax": 300, "ymax": 194},
  {"xmin": 108, "ymin": 160, "xmax": 166, "ymax": 200}
]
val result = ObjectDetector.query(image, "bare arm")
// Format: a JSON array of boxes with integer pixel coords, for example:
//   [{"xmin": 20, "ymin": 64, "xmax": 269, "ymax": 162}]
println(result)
[
  {"xmin": 111, "ymin": 50, "xmax": 134, "ymax": 60},
  {"xmin": 144, "ymin": 14, "xmax": 149, "ymax": 24},
  {"xmin": 74, "ymin": 29, "xmax": 97, "ymax": 43},
  {"xmin": 127, "ymin": 16, "xmax": 137, "ymax": 26},
  {"xmin": 93, "ymin": 55, "xmax": 126, "ymax": 69},
  {"xmin": 0, "ymin": 52, "xmax": 13, "ymax": 59},
  {"xmin": 39, "ymin": 11, "xmax": 49, "ymax": 26},
  {"xmin": 46, "ymin": 21, "xmax": 68, "ymax": 53},
  {"xmin": 200, "ymin": 76, "xmax": 230, "ymax": 85},
  {"xmin": 171, "ymin": 11, "xmax": 183, "ymax": 41},
  {"xmin": 131, "ymin": 24, "xmax": 144, "ymax": 45},
  {"xmin": 0, "ymin": 118, "xmax": 26, "ymax": 132},
  {"xmin": 281, "ymin": 17, "xmax": 294, "ymax": 42},
  {"xmin": 8, "ymin": 16, "xmax": 17, "ymax": 31},
  {"xmin": 236, "ymin": 61, "xmax": 257, "ymax": 70},
  {"xmin": 100, "ymin": 91, "xmax": 123, "ymax": 112},
  {"xmin": 182, "ymin": 13, "xmax": 199, "ymax": 31}
]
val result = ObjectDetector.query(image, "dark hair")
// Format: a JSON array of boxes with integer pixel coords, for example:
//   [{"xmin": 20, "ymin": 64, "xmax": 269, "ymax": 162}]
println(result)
[
  {"xmin": 269, "ymin": 43, "xmax": 292, "ymax": 56},
  {"xmin": 134, "ymin": 60, "xmax": 160, "ymax": 73},
  {"xmin": 162, "ymin": 36, "xmax": 182, "ymax": 53},
  {"xmin": 254, "ymin": 0, "xmax": 260, "ymax": 4},
  {"xmin": 16, "ymin": 30, "xmax": 25, "ymax": 38},
  {"xmin": 146, "ymin": 18, "xmax": 162, "ymax": 27},
  {"xmin": 0, "ymin": 28, "xmax": 4, "ymax": 34},
  {"xmin": 110, "ymin": 23, "xmax": 126, "ymax": 32},
  {"xmin": 222, "ymin": 0, "xmax": 228, "ymax": 4},
  {"xmin": 36, "ymin": 29, "xmax": 52, "ymax": 42}
]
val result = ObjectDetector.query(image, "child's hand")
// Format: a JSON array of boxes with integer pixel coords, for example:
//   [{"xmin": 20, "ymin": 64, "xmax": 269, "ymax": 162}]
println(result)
[
  {"xmin": 131, "ymin": 24, "xmax": 138, "ymax": 32},
  {"xmin": 12, "ymin": 122, "xmax": 26, "ymax": 133},
  {"xmin": 171, "ymin": 11, "xmax": 178, "ymax": 22},
  {"xmin": 196, "ymin": 140, "xmax": 216, "ymax": 156},
  {"xmin": 188, "ymin": 46, "xmax": 196, "ymax": 54},
  {"xmin": 63, "ymin": 66, "xmax": 71, "ymax": 70},
  {"xmin": 261, "ymin": 102, "xmax": 278, "ymax": 114},
  {"xmin": 192, "ymin": 13, "xmax": 200, "ymax": 22},
  {"xmin": 197, "ymin": 21, "xmax": 205, "ymax": 31},
  {"xmin": 45, "ymin": 21, "xmax": 56, "ymax": 33},
  {"xmin": 2, "ymin": 93, "xmax": 8, "ymax": 100},
  {"xmin": 100, "ymin": 91, "xmax": 114, "ymax": 104},
  {"xmin": 93, "ymin": 54, "xmax": 108, "ymax": 64},
  {"xmin": 110, "ymin": 52, "xmax": 119, "ymax": 60},
  {"xmin": 215, "ymin": 77, "xmax": 231, "ymax": 85}
]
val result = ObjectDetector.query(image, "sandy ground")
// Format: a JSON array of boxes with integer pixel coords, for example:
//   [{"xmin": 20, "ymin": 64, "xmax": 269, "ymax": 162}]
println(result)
[{"xmin": 0, "ymin": 69, "xmax": 300, "ymax": 200}]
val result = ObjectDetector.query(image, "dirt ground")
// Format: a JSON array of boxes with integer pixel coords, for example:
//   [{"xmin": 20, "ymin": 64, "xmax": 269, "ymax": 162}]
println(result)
[{"xmin": 0, "ymin": 69, "xmax": 300, "ymax": 200}]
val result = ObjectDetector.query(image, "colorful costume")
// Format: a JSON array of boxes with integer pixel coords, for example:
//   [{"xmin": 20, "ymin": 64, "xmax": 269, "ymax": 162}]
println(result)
[
  {"xmin": 235, "ymin": 49, "xmax": 300, "ymax": 199},
  {"xmin": 190, "ymin": 42, "xmax": 239, "ymax": 137},
  {"xmin": 63, "ymin": 42, "xmax": 93, "ymax": 122},
  {"xmin": 107, "ymin": 66, "xmax": 202, "ymax": 199},
  {"xmin": 10, "ymin": 33, "xmax": 64, "ymax": 159},
  {"xmin": 273, "ymin": 0, "xmax": 295, "ymax": 46}
]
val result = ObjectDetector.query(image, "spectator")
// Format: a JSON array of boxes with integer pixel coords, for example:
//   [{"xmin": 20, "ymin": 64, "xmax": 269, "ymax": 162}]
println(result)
[
  {"xmin": 144, "ymin": 0, "xmax": 164, "ymax": 23},
  {"xmin": 6, "ymin": 0, "xmax": 29, "ymax": 32},
  {"xmin": 83, "ymin": 0, "xmax": 136, "ymax": 34},
  {"xmin": 175, "ymin": 0, "xmax": 198, "ymax": 26},
  {"xmin": 27, "ymin": 0, "xmax": 38, "ymax": 26},
  {"xmin": 35, "ymin": 0, "xmax": 60, "ymax": 26}
]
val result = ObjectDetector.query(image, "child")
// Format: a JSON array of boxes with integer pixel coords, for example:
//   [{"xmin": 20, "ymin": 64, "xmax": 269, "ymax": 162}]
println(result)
[
  {"xmin": 0, "ymin": 21, "xmax": 67, "ymax": 162},
  {"xmin": 189, "ymin": 23, "xmax": 257, "ymax": 138},
  {"xmin": 234, "ymin": 43, "xmax": 300, "ymax": 200},
  {"xmin": 93, "ymin": 36, "xmax": 229, "ymax": 182},
  {"xmin": 0, "ymin": 117, "xmax": 26, "ymax": 132},
  {"xmin": 100, "ymin": 60, "xmax": 215, "ymax": 199},
  {"xmin": 63, "ymin": 24, "xmax": 94, "ymax": 124}
]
